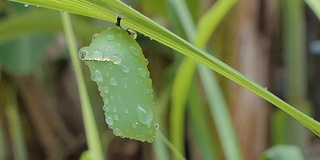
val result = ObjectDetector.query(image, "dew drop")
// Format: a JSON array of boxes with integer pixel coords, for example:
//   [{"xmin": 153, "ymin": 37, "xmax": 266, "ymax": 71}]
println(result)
[
  {"xmin": 147, "ymin": 139, "xmax": 153, "ymax": 143},
  {"xmin": 114, "ymin": 115, "xmax": 119, "ymax": 121},
  {"xmin": 102, "ymin": 105, "xmax": 107, "ymax": 110},
  {"xmin": 105, "ymin": 34, "xmax": 114, "ymax": 41},
  {"xmin": 127, "ymin": 29, "xmax": 137, "ymax": 39},
  {"xmin": 109, "ymin": 78, "xmax": 117, "ymax": 86},
  {"xmin": 135, "ymin": 80, "xmax": 139, "ymax": 84},
  {"xmin": 113, "ymin": 108, "xmax": 117, "ymax": 112},
  {"xmin": 124, "ymin": 108, "xmax": 129, "ymax": 114},
  {"xmin": 111, "ymin": 96, "xmax": 114, "ymax": 100},
  {"xmin": 79, "ymin": 47, "xmax": 89, "ymax": 60},
  {"xmin": 104, "ymin": 87, "xmax": 109, "ymax": 93},
  {"xmin": 92, "ymin": 50, "xmax": 103, "ymax": 59},
  {"xmin": 124, "ymin": 84, "xmax": 128, "ymax": 88},
  {"xmin": 145, "ymin": 58, "xmax": 149, "ymax": 65},
  {"xmin": 132, "ymin": 123, "xmax": 137, "ymax": 129},
  {"xmin": 122, "ymin": 65, "xmax": 130, "ymax": 73},
  {"xmin": 114, "ymin": 128, "xmax": 122, "ymax": 136},
  {"xmin": 62, "ymin": 11, "xmax": 67, "ymax": 14},
  {"xmin": 24, "ymin": 3, "xmax": 29, "ymax": 7},
  {"xmin": 106, "ymin": 116, "xmax": 113, "ymax": 126},
  {"xmin": 104, "ymin": 106, "xmax": 109, "ymax": 112},
  {"xmin": 138, "ymin": 68, "xmax": 147, "ymax": 77},
  {"xmin": 130, "ymin": 46, "xmax": 140, "ymax": 56},
  {"xmin": 92, "ymin": 33, "xmax": 99, "ymax": 40},
  {"xmin": 93, "ymin": 70, "xmax": 103, "ymax": 82},
  {"xmin": 136, "ymin": 105, "xmax": 153, "ymax": 126},
  {"xmin": 104, "ymin": 98, "xmax": 109, "ymax": 104},
  {"xmin": 156, "ymin": 124, "xmax": 159, "ymax": 130},
  {"xmin": 111, "ymin": 55, "xmax": 122, "ymax": 64}
]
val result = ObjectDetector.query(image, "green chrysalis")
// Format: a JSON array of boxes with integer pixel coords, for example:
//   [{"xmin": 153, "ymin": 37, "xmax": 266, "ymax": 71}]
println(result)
[{"xmin": 79, "ymin": 19, "xmax": 157, "ymax": 142}]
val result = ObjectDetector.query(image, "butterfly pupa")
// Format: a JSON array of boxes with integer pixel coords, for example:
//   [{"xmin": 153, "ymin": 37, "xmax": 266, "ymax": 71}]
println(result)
[{"xmin": 79, "ymin": 18, "xmax": 157, "ymax": 142}]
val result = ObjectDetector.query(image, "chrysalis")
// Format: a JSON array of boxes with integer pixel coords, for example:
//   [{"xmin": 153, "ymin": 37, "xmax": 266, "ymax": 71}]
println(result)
[{"xmin": 79, "ymin": 18, "xmax": 157, "ymax": 142}]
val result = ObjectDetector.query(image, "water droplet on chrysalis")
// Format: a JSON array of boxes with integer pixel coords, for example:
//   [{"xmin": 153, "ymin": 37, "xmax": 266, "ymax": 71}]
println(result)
[
  {"xmin": 92, "ymin": 50, "xmax": 103, "ymax": 59},
  {"xmin": 111, "ymin": 55, "xmax": 122, "ymax": 64},
  {"xmin": 104, "ymin": 106, "xmax": 109, "ymax": 112},
  {"xmin": 130, "ymin": 46, "xmax": 140, "ymax": 56},
  {"xmin": 92, "ymin": 33, "xmax": 99, "ymax": 40},
  {"xmin": 114, "ymin": 128, "xmax": 122, "ymax": 136},
  {"xmin": 127, "ymin": 29, "xmax": 137, "ymax": 39},
  {"xmin": 104, "ymin": 98, "xmax": 109, "ymax": 104},
  {"xmin": 136, "ymin": 105, "xmax": 153, "ymax": 126},
  {"xmin": 114, "ymin": 115, "xmax": 119, "ymax": 121},
  {"xmin": 109, "ymin": 78, "xmax": 117, "ymax": 86},
  {"xmin": 132, "ymin": 123, "xmax": 137, "ymax": 128},
  {"xmin": 122, "ymin": 65, "xmax": 130, "ymax": 73},
  {"xmin": 79, "ymin": 47, "xmax": 89, "ymax": 60},
  {"xmin": 104, "ymin": 87, "xmax": 109, "ymax": 94},
  {"xmin": 24, "ymin": 3, "xmax": 29, "ymax": 7},
  {"xmin": 138, "ymin": 68, "xmax": 146, "ymax": 77},
  {"xmin": 93, "ymin": 70, "xmax": 103, "ymax": 82},
  {"xmin": 105, "ymin": 34, "xmax": 114, "ymax": 41},
  {"xmin": 106, "ymin": 116, "xmax": 113, "ymax": 126}
]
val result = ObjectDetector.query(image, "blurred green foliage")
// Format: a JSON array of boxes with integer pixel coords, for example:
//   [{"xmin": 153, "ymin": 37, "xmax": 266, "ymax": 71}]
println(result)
[{"xmin": 0, "ymin": 0, "xmax": 320, "ymax": 160}]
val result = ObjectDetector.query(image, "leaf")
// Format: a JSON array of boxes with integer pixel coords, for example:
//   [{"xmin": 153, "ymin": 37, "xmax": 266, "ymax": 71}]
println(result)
[
  {"xmin": 0, "ymin": 34, "xmax": 52, "ymax": 76},
  {"xmin": 0, "ymin": 9, "xmax": 105, "ymax": 43}
]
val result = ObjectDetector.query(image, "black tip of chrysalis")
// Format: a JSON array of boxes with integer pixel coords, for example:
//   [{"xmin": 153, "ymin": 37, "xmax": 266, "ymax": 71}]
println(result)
[
  {"xmin": 116, "ymin": 17, "xmax": 122, "ymax": 27},
  {"xmin": 115, "ymin": 17, "xmax": 135, "ymax": 38}
]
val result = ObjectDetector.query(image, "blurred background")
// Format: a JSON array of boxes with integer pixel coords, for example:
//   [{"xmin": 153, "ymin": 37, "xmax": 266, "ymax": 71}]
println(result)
[{"xmin": 0, "ymin": 0, "xmax": 320, "ymax": 159}]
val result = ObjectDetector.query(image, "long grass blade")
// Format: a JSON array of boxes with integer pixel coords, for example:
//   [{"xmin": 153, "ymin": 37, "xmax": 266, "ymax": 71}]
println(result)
[
  {"xmin": 170, "ymin": 0, "xmax": 242, "ymax": 159},
  {"xmin": 61, "ymin": 12, "xmax": 105, "ymax": 160},
  {"xmin": 304, "ymin": 0, "xmax": 320, "ymax": 20}
]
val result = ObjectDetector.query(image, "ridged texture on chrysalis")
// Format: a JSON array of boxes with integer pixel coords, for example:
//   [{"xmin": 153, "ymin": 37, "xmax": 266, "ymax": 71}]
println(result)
[{"xmin": 79, "ymin": 26, "xmax": 156, "ymax": 142}]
